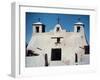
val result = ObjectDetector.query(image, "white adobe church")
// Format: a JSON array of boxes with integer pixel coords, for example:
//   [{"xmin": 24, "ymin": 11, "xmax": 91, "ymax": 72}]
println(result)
[{"xmin": 26, "ymin": 18, "xmax": 89, "ymax": 67}]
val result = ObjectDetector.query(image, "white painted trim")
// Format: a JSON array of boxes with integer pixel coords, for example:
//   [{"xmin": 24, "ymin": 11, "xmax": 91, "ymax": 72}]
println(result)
[{"xmin": 11, "ymin": 2, "xmax": 20, "ymax": 78}]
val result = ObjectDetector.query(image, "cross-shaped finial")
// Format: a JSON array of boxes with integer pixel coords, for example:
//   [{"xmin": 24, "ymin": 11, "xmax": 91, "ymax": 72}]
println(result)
[
  {"xmin": 38, "ymin": 18, "xmax": 40, "ymax": 22},
  {"xmin": 78, "ymin": 16, "xmax": 81, "ymax": 22},
  {"xmin": 57, "ymin": 17, "xmax": 60, "ymax": 24}
]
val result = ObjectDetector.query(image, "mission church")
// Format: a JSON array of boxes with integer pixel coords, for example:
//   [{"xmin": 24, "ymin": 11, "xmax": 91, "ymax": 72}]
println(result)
[{"xmin": 26, "ymin": 17, "xmax": 89, "ymax": 67}]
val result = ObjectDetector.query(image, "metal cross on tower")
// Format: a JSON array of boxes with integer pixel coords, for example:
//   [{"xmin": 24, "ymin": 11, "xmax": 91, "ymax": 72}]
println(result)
[
  {"xmin": 38, "ymin": 18, "xmax": 40, "ymax": 22},
  {"xmin": 78, "ymin": 16, "xmax": 81, "ymax": 22},
  {"xmin": 57, "ymin": 17, "xmax": 60, "ymax": 24}
]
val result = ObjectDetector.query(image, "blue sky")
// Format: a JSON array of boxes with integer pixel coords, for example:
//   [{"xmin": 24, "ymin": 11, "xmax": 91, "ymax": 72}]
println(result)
[{"xmin": 26, "ymin": 12, "xmax": 90, "ymax": 45}]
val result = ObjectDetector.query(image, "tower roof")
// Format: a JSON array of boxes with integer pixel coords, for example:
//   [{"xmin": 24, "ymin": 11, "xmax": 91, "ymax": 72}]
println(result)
[
  {"xmin": 55, "ymin": 24, "xmax": 62, "ymax": 28},
  {"xmin": 74, "ymin": 22, "xmax": 84, "ymax": 25},
  {"xmin": 33, "ymin": 22, "xmax": 43, "ymax": 25}
]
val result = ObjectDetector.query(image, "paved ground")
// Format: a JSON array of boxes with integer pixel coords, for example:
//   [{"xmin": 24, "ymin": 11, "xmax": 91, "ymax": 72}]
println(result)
[
  {"xmin": 79, "ymin": 54, "xmax": 90, "ymax": 65},
  {"xmin": 25, "ymin": 54, "xmax": 90, "ymax": 67}
]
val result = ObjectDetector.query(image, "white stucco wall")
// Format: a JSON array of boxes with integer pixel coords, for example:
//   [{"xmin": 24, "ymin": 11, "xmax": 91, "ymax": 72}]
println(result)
[{"xmin": 26, "ymin": 22, "xmax": 88, "ymax": 67}]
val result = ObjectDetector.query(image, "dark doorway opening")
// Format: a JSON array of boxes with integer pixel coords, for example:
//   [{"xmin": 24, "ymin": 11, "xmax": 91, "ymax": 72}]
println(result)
[
  {"xmin": 42, "ymin": 24, "xmax": 45, "ymax": 32},
  {"xmin": 51, "ymin": 48, "xmax": 61, "ymax": 61},
  {"xmin": 77, "ymin": 26, "xmax": 80, "ymax": 32},
  {"xmin": 36, "ymin": 26, "xmax": 39, "ymax": 33},
  {"xmin": 84, "ymin": 45, "xmax": 90, "ymax": 54}
]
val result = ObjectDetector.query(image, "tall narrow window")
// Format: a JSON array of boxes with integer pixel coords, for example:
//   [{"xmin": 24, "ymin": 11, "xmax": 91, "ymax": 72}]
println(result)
[
  {"xmin": 75, "ymin": 53, "xmax": 78, "ymax": 63},
  {"xmin": 45, "ymin": 54, "xmax": 48, "ymax": 66}
]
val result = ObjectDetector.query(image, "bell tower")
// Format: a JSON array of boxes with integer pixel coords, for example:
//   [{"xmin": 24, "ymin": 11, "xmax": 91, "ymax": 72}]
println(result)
[
  {"xmin": 74, "ymin": 17, "xmax": 88, "ymax": 46},
  {"xmin": 53, "ymin": 17, "xmax": 64, "ymax": 32},
  {"xmin": 32, "ymin": 18, "xmax": 45, "ymax": 33},
  {"xmin": 74, "ymin": 17, "xmax": 84, "ymax": 33}
]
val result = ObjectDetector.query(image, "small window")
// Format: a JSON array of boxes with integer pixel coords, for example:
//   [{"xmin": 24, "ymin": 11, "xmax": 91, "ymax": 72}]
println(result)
[
  {"xmin": 77, "ymin": 26, "xmax": 80, "ymax": 32},
  {"xmin": 56, "ymin": 27, "xmax": 60, "ymax": 32}
]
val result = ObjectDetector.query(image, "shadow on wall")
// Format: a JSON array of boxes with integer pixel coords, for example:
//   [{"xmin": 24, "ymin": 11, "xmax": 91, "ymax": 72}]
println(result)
[{"xmin": 26, "ymin": 43, "xmax": 39, "ymax": 56}]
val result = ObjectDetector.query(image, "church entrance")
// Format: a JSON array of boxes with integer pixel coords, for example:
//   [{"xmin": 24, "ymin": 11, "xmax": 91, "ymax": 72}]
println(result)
[{"xmin": 51, "ymin": 48, "xmax": 61, "ymax": 61}]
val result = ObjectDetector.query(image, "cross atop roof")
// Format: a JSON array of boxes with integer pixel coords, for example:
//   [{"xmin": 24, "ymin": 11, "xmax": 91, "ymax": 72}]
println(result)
[
  {"xmin": 57, "ymin": 17, "xmax": 60, "ymax": 24},
  {"xmin": 78, "ymin": 16, "xmax": 81, "ymax": 22},
  {"xmin": 38, "ymin": 18, "xmax": 40, "ymax": 22}
]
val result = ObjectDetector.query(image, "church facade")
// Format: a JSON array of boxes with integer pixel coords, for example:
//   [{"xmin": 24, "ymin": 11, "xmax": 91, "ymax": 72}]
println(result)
[{"xmin": 26, "ymin": 18, "xmax": 89, "ymax": 67}]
